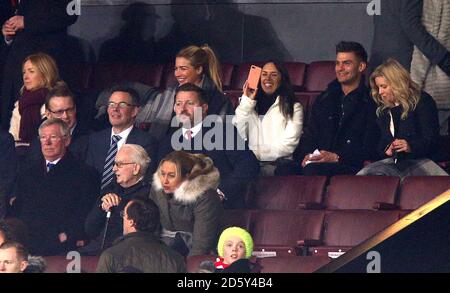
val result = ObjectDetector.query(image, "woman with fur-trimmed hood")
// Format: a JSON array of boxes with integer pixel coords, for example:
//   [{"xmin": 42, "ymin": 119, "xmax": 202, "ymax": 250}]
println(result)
[{"xmin": 150, "ymin": 151, "xmax": 224, "ymax": 257}]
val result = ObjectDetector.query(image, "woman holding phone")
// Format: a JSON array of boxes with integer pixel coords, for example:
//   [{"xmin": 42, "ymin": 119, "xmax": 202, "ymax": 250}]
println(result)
[
  {"xmin": 357, "ymin": 59, "xmax": 447, "ymax": 178},
  {"xmin": 233, "ymin": 61, "xmax": 303, "ymax": 176}
]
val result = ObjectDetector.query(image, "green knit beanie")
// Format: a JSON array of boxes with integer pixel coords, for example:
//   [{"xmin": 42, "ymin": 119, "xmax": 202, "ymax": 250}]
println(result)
[{"xmin": 217, "ymin": 227, "xmax": 254, "ymax": 259}]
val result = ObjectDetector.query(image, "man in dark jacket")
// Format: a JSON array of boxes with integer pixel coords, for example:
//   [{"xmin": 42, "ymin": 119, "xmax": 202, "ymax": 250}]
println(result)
[
  {"xmin": 297, "ymin": 41, "xmax": 379, "ymax": 176},
  {"xmin": 157, "ymin": 83, "xmax": 259, "ymax": 209},
  {"xmin": 1, "ymin": 0, "xmax": 78, "ymax": 129},
  {"xmin": 13, "ymin": 118, "xmax": 99, "ymax": 256},
  {"xmin": 96, "ymin": 198, "xmax": 186, "ymax": 273}
]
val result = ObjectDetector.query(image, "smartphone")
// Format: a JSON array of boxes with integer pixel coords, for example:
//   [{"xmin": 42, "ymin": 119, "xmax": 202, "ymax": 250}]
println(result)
[{"xmin": 247, "ymin": 65, "xmax": 262, "ymax": 90}]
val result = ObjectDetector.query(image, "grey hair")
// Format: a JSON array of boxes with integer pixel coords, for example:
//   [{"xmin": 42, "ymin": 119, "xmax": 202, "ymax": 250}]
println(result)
[
  {"xmin": 38, "ymin": 118, "xmax": 71, "ymax": 137},
  {"xmin": 121, "ymin": 144, "xmax": 151, "ymax": 176}
]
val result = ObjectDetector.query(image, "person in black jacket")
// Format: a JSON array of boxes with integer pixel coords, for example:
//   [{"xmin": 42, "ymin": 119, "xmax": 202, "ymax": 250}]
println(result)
[
  {"xmin": 83, "ymin": 144, "xmax": 151, "ymax": 255},
  {"xmin": 357, "ymin": 59, "xmax": 448, "ymax": 178},
  {"xmin": 297, "ymin": 41, "xmax": 379, "ymax": 176},
  {"xmin": 1, "ymin": 0, "xmax": 78, "ymax": 130},
  {"xmin": 12, "ymin": 118, "xmax": 99, "ymax": 256}
]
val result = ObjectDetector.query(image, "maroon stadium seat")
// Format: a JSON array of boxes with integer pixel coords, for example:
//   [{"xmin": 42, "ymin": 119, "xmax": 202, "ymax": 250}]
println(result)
[
  {"xmin": 303, "ymin": 61, "xmax": 335, "ymax": 92},
  {"xmin": 398, "ymin": 176, "xmax": 450, "ymax": 210},
  {"xmin": 258, "ymin": 255, "xmax": 330, "ymax": 273},
  {"xmin": 221, "ymin": 63, "xmax": 235, "ymax": 90},
  {"xmin": 220, "ymin": 209, "xmax": 252, "ymax": 231},
  {"xmin": 325, "ymin": 176, "xmax": 400, "ymax": 210},
  {"xmin": 246, "ymin": 176, "xmax": 327, "ymax": 210},
  {"xmin": 284, "ymin": 62, "xmax": 307, "ymax": 92},
  {"xmin": 310, "ymin": 210, "xmax": 401, "ymax": 256},
  {"xmin": 250, "ymin": 210, "xmax": 325, "ymax": 257}
]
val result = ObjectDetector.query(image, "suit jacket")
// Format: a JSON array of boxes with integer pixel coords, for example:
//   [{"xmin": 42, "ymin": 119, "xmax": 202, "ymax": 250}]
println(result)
[
  {"xmin": 371, "ymin": 0, "xmax": 448, "ymax": 71},
  {"xmin": 158, "ymin": 123, "xmax": 260, "ymax": 209},
  {"xmin": 1, "ymin": 0, "xmax": 78, "ymax": 129},
  {"xmin": 23, "ymin": 120, "xmax": 90, "ymax": 171},
  {"xmin": 298, "ymin": 79, "xmax": 379, "ymax": 169},
  {"xmin": 86, "ymin": 126, "xmax": 158, "ymax": 178},
  {"xmin": 13, "ymin": 152, "xmax": 99, "ymax": 255}
]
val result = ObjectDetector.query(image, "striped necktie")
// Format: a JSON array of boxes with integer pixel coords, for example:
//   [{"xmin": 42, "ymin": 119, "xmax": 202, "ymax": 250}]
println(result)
[{"xmin": 101, "ymin": 135, "xmax": 121, "ymax": 190}]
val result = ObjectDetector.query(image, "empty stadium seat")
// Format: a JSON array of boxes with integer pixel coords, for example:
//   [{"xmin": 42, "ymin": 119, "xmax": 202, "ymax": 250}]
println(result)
[
  {"xmin": 246, "ymin": 176, "xmax": 327, "ymax": 210},
  {"xmin": 90, "ymin": 62, "xmax": 165, "ymax": 91},
  {"xmin": 398, "ymin": 176, "xmax": 450, "ymax": 210},
  {"xmin": 250, "ymin": 210, "xmax": 325, "ymax": 257},
  {"xmin": 284, "ymin": 62, "xmax": 307, "ymax": 92},
  {"xmin": 303, "ymin": 61, "xmax": 335, "ymax": 92},
  {"xmin": 221, "ymin": 63, "xmax": 235, "ymax": 90},
  {"xmin": 325, "ymin": 176, "xmax": 400, "ymax": 210},
  {"xmin": 258, "ymin": 256, "xmax": 330, "ymax": 273},
  {"xmin": 219, "ymin": 209, "xmax": 252, "ymax": 231},
  {"xmin": 310, "ymin": 210, "xmax": 401, "ymax": 257}
]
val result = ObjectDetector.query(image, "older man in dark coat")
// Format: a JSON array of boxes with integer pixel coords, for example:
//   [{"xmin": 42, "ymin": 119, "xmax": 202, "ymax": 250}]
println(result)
[{"xmin": 13, "ymin": 118, "xmax": 99, "ymax": 256}]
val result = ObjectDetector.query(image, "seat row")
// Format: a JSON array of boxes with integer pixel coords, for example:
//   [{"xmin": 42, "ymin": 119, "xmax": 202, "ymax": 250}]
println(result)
[
  {"xmin": 244, "ymin": 175, "xmax": 450, "ymax": 211},
  {"xmin": 61, "ymin": 60, "xmax": 335, "ymax": 94}
]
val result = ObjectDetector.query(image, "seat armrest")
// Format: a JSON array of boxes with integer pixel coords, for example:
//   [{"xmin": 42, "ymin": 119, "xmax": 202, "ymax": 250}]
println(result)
[
  {"xmin": 297, "ymin": 239, "xmax": 323, "ymax": 256},
  {"xmin": 373, "ymin": 202, "xmax": 398, "ymax": 210}
]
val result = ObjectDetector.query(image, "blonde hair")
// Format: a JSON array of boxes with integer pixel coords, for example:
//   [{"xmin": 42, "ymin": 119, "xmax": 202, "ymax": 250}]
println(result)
[
  {"xmin": 176, "ymin": 45, "xmax": 223, "ymax": 92},
  {"xmin": 21, "ymin": 52, "xmax": 60, "ymax": 93},
  {"xmin": 369, "ymin": 58, "xmax": 421, "ymax": 119},
  {"xmin": 157, "ymin": 151, "xmax": 214, "ymax": 181}
]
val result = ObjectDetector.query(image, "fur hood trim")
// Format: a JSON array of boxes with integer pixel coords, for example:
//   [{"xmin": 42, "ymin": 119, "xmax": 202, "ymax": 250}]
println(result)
[{"xmin": 152, "ymin": 156, "xmax": 220, "ymax": 204}]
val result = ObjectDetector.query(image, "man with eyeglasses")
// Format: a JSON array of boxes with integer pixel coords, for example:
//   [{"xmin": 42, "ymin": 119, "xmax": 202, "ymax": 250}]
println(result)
[
  {"xmin": 23, "ymin": 83, "xmax": 90, "ymax": 169},
  {"xmin": 11, "ymin": 118, "xmax": 99, "ymax": 255},
  {"xmin": 82, "ymin": 144, "xmax": 151, "ymax": 255},
  {"xmin": 86, "ymin": 85, "xmax": 158, "ymax": 191}
]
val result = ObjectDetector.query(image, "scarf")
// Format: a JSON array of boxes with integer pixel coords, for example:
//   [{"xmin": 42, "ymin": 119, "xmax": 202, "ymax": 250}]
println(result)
[{"xmin": 18, "ymin": 88, "xmax": 48, "ymax": 143}]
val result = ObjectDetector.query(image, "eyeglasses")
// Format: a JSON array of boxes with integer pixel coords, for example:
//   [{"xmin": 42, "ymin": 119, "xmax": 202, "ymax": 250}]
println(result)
[
  {"xmin": 114, "ymin": 161, "xmax": 136, "ymax": 168},
  {"xmin": 107, "ymin": 101, "xmax": 137, "ymax": 109},
  {"xmin": 39, "ymin": 135, "xmax": 66, "ymax": 142},
  {"xmin": 48, "ymin": 107, "xmax": 75, "ymax": 117}
]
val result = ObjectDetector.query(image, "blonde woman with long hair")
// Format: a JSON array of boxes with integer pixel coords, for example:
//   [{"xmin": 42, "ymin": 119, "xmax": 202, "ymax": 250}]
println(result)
[
  {"xmin": 9, "ymin": 52, "xmax": 61, "ymax": 144},
  {"xmin": 137, "ymin": 44, "xmax": 234, "ymax": 140},
  {"xmin": 358, "ymin": 59, "xmax": 447, "ymax": 178}
]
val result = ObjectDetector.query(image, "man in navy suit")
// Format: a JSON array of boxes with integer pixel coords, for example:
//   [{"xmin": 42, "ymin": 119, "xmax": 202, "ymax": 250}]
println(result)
[
  {"xmin": 86, "ymin": 85, "xmax": 158, "ymax": 190},
  {"xmin": 158, "ymin": 83, "xmax": 259, "ymax": 209}
]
